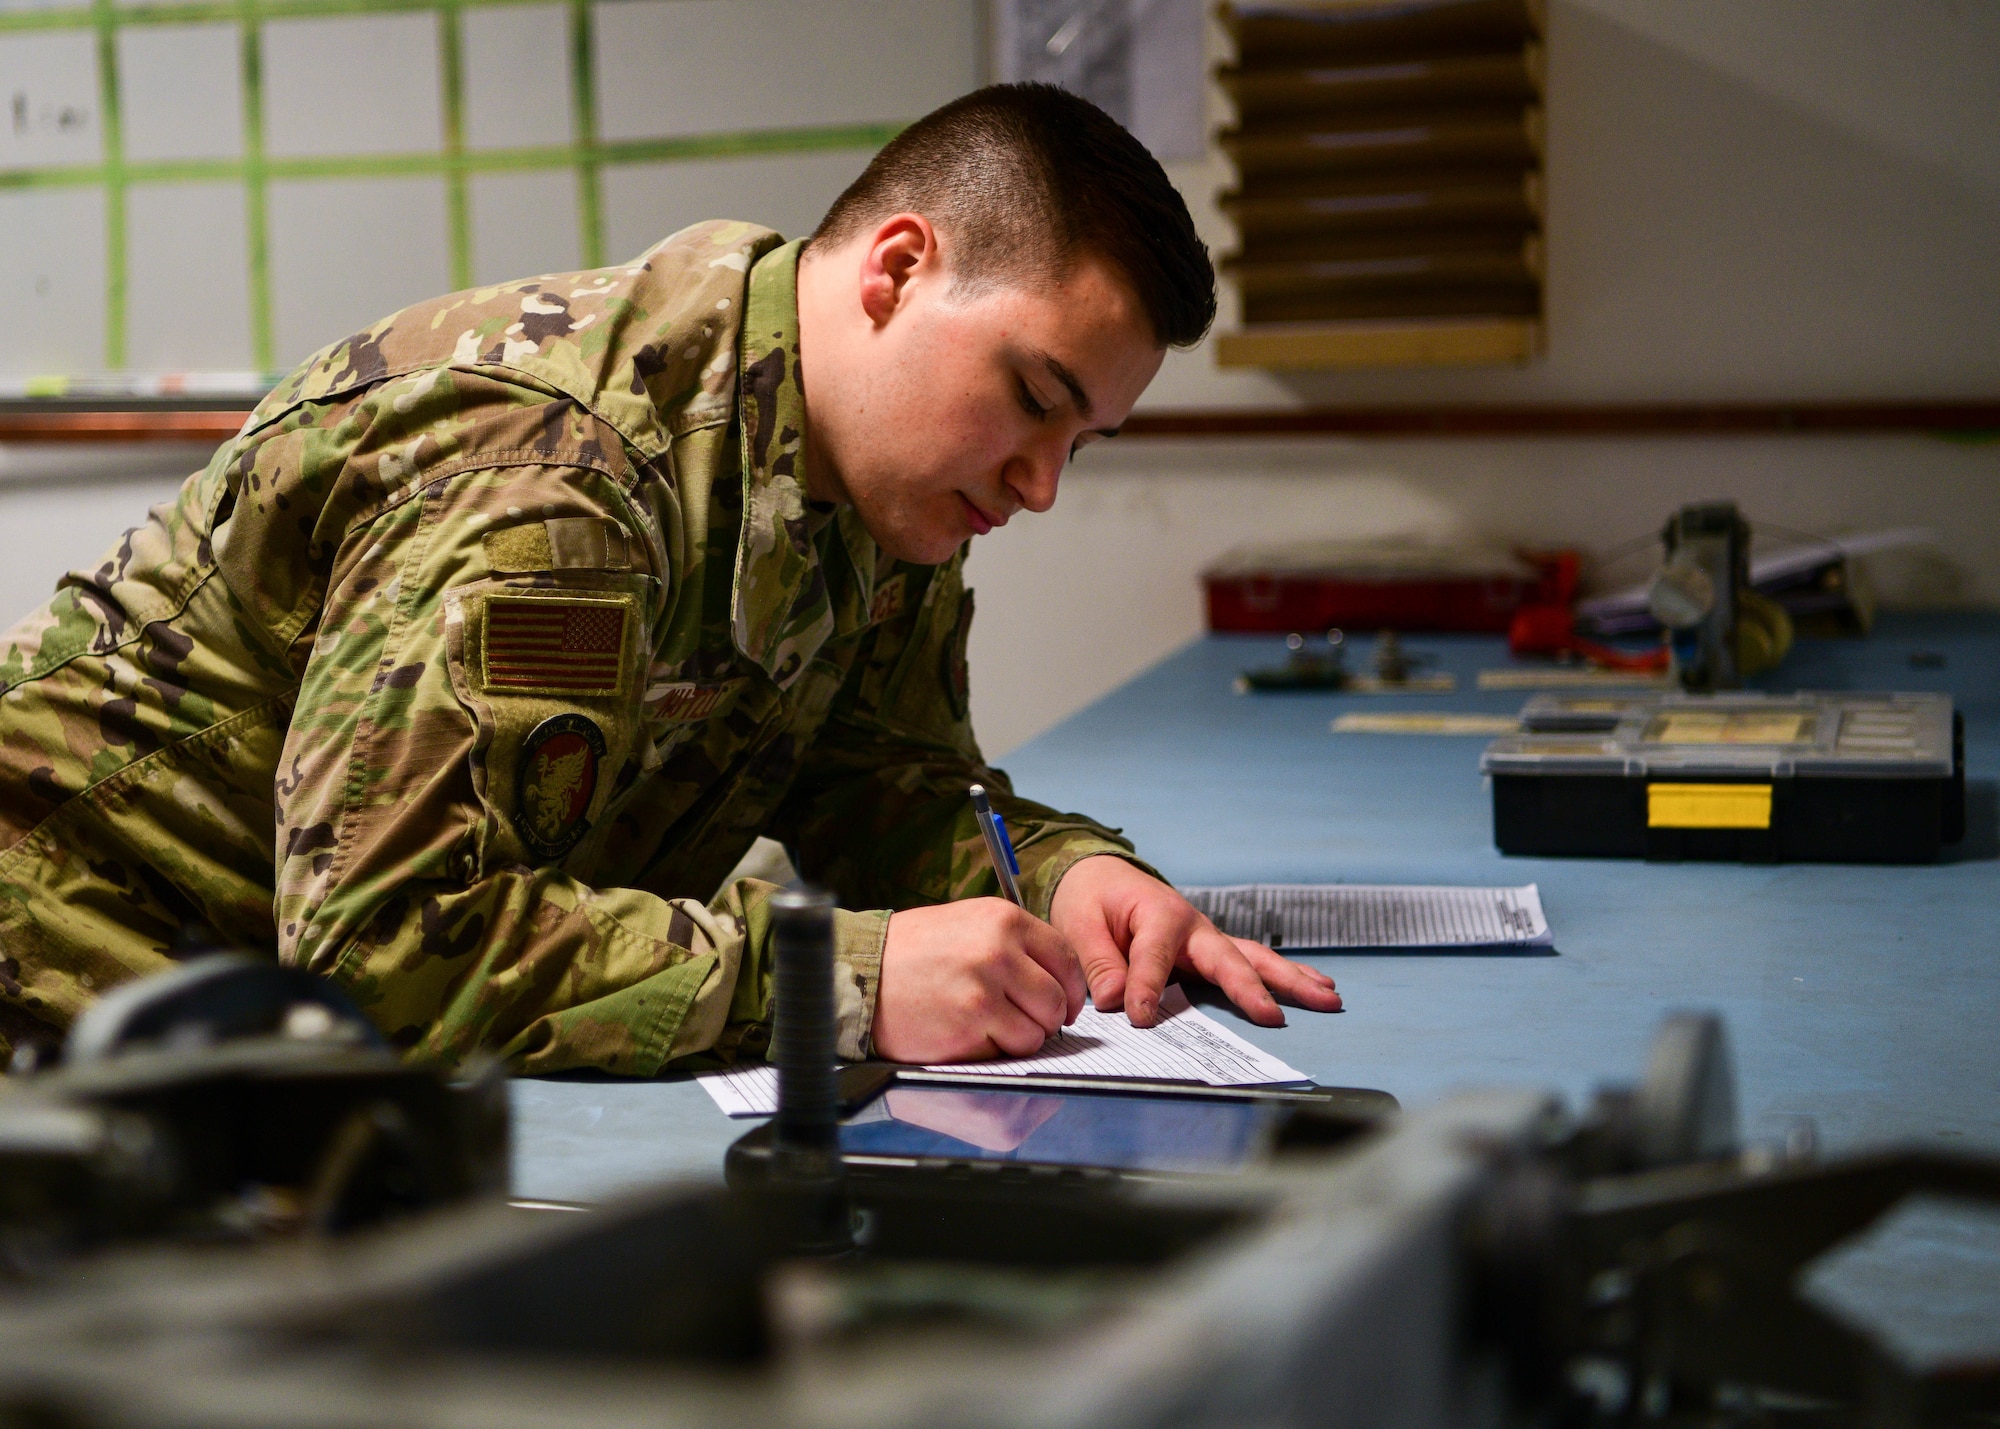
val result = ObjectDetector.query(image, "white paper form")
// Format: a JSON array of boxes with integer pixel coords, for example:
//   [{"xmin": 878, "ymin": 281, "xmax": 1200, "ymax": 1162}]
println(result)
[
  {"xmin": 1182, "ymin": 883, "xmax": 1552, "ymax": 952},
  {"xmin": 699, "ymin": 1064, "xmax": 785, "ymax": 1118},
  {"xmin": 695, "ymin": 984, "xmax": 1308, "ymax": 1118}
]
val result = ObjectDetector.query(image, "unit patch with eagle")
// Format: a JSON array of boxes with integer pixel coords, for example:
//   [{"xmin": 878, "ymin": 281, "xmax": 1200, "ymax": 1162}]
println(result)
[{"xmin": 515, "ymin": 714, "xmax": 607, "ymax": 860}]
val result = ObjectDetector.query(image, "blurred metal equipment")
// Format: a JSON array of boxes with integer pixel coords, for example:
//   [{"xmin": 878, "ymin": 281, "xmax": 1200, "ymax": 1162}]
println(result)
[
  {"xmin": 764, "ymin": 884, "xmax": 856, "ymax": 1256},
  {"xmin": 1649, "ymin": 501, "xmax": 1794, "ymax": 690},
  {"xmin": 0, "ymin": 987, "xmax": 1993, "ymax": 1426},
  {"xmin": 1235, "ymin": 628, "xmax": 1352, "ymax": 692},
  {"xmin": 0, "ymin": 953, "xmax": 507, "ymax": 1258}
]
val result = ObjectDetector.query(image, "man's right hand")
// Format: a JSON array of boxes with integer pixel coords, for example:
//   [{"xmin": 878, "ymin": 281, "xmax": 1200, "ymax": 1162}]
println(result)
[{"xmin": 871, "ymin": 900, "xmax": 1087, "ymax": 1063}]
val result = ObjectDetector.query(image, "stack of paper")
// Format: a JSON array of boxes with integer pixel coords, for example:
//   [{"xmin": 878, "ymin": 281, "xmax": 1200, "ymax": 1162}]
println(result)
[{"xmin": 697, "ymin": 985, "xmax": 1306, "ymax": 1118}]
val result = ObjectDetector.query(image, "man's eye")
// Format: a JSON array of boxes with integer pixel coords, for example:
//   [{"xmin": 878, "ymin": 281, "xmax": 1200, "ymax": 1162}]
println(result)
[{"xmin": 1016, "ymin": 380, "xmax": 1051, "ymax": 420}]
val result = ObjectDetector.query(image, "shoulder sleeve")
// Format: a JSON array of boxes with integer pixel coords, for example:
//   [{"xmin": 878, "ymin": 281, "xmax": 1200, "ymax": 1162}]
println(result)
[{"xmin": 270, "ymin": 422, "xmax": 845, "ymax": 1071}]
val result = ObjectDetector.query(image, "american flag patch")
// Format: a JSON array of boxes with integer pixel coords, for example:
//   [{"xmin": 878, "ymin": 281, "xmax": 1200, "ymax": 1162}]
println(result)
[{"xmin": 483, "ymin": 597, "xmax": 628, "ymax": 695}]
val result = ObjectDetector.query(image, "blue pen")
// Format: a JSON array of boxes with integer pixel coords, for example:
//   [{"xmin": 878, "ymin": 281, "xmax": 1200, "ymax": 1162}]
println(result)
[{"xmin": 968, "ymin": 784, "xmax": 1024, "ymax": 907}]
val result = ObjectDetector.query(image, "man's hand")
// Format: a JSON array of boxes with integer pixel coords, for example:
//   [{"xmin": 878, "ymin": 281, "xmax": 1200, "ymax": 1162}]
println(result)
[
  {"xmin": 873, "ymin": 899, "xmax": 1088, "ymax": 1063},
  {"xmin": 1049, "ymin": 856, "xmax": 1342, "ymax": 1028}
]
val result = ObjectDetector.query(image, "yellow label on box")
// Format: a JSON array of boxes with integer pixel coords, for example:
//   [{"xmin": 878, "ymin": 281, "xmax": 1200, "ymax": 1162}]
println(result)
[{"xmin": 1647, "ymin": 783, "xmax": 1774, "ymax": 829}]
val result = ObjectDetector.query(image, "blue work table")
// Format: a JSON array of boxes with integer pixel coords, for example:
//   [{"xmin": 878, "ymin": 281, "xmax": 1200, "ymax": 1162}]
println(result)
[{"xmin": 512, "ymin": 613, "xmax": 2000, "ymax": 1204}]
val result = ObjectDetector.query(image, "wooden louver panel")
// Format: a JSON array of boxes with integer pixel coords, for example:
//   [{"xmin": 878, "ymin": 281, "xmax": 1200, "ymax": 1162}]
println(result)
[{"xmin": 1216, "ymin": 0, "xmax": 1546, "ymax": 368}]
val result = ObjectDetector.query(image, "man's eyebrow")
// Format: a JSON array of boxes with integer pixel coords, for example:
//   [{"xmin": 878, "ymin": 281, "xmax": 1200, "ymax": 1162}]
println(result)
[{"xmin": 1031, "ymin": 348, "xmax": 1095, "ymax": 424}]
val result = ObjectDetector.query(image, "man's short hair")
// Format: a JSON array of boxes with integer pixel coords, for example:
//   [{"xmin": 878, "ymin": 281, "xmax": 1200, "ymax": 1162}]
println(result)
[{"xmin": 812, "ymin": 83, "xmax": 1216, "ymax": 350}]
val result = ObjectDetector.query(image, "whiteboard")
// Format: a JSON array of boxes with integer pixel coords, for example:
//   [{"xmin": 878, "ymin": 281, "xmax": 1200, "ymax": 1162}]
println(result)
[{"xmin": 0, "ymin": 0, "xmax": 980, "ymax": 395}]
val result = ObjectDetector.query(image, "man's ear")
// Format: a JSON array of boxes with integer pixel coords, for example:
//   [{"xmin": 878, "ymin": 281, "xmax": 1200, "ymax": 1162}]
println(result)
[{"xmin": 858, "ymin": 213, "xmax": 938, "ymax": 328}]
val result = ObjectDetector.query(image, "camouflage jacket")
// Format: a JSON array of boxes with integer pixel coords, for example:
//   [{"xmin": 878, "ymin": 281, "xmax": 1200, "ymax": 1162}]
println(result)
[{"xmin": 0, "ymin": 223, "xmax": 1142, "ymax": 1073}]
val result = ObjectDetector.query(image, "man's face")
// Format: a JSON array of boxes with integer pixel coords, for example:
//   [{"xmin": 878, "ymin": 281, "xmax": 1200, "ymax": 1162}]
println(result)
[{"xmin": 798, "ymin": 222, "xmax": 1165, "ymax": 566}]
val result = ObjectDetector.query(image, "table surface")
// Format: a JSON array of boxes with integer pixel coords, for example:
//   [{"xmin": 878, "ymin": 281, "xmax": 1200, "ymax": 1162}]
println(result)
[{"xmin": 512, "ymin": 613, "xmax": 2000, "ymax": 1205}]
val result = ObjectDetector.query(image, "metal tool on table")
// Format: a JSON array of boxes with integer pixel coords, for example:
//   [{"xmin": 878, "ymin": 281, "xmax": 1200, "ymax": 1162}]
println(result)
[
  {"xmin": 1236, "ymin": 628, "xmax": 1454, "ymax": 693},
  {"xmin": 1648, "ymin": 500, "xmax": 1794, "ymax": 691},
  {"xmin": 1235, "ymin": 628, "xmax": 1351, "ymax": 691}
]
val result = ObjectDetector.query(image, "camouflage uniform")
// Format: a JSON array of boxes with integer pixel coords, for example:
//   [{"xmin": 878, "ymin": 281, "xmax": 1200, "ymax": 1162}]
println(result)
[{"xmin": 0, "ymin": 223, "xmax": 1144, "ymax": 1073}]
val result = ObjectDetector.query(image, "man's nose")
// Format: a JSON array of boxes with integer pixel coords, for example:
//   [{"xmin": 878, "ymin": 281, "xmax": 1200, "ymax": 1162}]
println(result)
[{"xmin": 1004, "ymin": 444, "xmax": 1064, "ymax": 514}]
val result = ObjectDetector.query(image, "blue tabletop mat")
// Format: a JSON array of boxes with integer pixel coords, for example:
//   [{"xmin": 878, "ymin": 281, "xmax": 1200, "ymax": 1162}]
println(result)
[{"xmin": 512, "ymin": 613, "xmax": 1999, "ymax": 1204}]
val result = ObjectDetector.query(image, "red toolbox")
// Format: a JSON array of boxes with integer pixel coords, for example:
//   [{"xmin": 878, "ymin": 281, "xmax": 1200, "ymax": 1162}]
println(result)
[{"xmin": 1204, "ymin": 540, "xmax": 1572, "ymax": 634}]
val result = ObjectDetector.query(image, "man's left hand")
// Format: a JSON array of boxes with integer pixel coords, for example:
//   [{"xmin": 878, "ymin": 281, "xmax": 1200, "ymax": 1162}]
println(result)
[{"xmin": 1048, "ymin": 856, "xmax": 1342, "ymax": 1028}]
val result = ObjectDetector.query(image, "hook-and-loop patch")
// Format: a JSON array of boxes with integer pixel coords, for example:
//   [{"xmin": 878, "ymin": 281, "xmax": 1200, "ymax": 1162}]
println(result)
[{"xmin": 481, "ymin": 596, "xmax": 629, "ymax": 697}]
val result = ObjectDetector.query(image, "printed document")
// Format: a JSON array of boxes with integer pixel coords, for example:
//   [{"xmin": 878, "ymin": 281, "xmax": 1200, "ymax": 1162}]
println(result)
[
  {"xmin": 1181, "ymin": 882, "xmax": 1551, "ymax": 951},
  {"xmin": 697, "ymin": 984, "xmax": 1307, "ymax": 1118}
]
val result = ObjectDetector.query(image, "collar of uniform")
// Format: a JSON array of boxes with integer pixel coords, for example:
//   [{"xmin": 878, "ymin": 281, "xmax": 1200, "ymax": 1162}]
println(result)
[
  {"xmin": 832, "ymin": 504, "xmax": 877, "ymax": 634},
  {"xmin": 730, "ymin": 239, "xmax": 838, "ymax": 691},
  {"xmin": 803, "ymin": 500, "xmax": 877, "ymax": 637}
]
